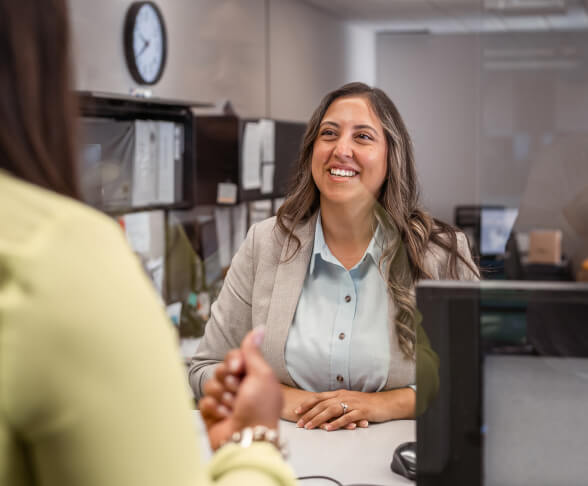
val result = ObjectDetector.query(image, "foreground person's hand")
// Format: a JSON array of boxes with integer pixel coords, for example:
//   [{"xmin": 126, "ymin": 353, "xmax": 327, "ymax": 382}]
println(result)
[
  {"xmin": 199, "ymin": 327, "xmax": 282, "ymax": 450},
  {"xmin": 201, "ymin": 349, "xmax": 245, "ymax": 422}
]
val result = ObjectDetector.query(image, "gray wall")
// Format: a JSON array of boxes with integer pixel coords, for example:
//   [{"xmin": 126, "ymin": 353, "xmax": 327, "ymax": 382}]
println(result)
[
  {"xmin": 69, "ymin": 0, "xmax": 372, "ymax": 121},
  {"xmin": 268, "ymin": 0, "xmax": 375, "ymax": 121},
  {"xmin": 377, "ymin": 33, "xmax": 480, "ymax": 224},
  {"xmin": 376, "ymin": 31, "xmax": 588, "ymax": 226}
]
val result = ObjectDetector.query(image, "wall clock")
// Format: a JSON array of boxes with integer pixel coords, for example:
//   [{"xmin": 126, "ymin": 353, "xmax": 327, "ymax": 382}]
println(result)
[{"xmin": 124, "ymin": 2, "xmax": 167, "ymax": 85}]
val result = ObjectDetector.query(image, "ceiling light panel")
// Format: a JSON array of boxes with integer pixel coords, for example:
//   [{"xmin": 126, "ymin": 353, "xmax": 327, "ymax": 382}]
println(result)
[
  {"xmin": 302, "ymin": 0, "xmax": 436, "ymax": 22},
  {"xmin": 484, "ymin": 0, "xmax": 567, "ymax": 15}
]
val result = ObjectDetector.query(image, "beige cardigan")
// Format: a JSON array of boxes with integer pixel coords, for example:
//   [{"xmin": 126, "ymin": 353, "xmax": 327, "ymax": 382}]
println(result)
[{"xmin": 188, "ymin": 213, "xmax": 478, "ymax": 400}]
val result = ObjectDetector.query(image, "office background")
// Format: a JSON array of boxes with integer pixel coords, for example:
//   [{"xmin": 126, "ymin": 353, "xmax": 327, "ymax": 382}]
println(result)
[
  {"xmin": 66, "ymin": 2, "xmax": 588, "ymax": 484},
  {"xmin": 70, "ymin": 0, "xmax": 588, "ymax": 226}
]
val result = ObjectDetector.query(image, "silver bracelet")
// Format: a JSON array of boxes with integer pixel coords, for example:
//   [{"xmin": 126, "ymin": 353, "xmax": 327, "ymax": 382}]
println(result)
[{"xmin": 221, "ymin": 425, "xmax": 288, "ymax": 459}]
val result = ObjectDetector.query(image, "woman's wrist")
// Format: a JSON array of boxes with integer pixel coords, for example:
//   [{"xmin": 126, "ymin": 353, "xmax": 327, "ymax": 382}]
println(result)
[
  {"xmin": 368, "ymin": 388, "xmax": 416, "ymax": 422},
  {"xmin": 220, "ymin": 424, "xmax": 288, "ymax": 458},
  {"xmin": 280, "ymin": 384, "xmax": 315, "ymax": 422}
]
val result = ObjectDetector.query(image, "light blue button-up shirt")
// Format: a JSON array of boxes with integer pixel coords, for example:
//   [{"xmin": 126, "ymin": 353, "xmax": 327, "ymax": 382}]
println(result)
[{"xmin": 284, "ymin": 213, "xmax": 391, "ymax": 393}]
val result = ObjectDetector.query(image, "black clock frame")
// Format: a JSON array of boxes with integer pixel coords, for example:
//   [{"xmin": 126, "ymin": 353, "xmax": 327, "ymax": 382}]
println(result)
[{"xmin": 123, "ymin": 1, "xmax": 167, "ymax": 85}]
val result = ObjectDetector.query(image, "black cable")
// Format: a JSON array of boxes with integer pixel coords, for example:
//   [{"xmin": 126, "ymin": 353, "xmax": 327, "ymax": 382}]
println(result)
[
  {"xmin": 347, "ymin": 484, "xmax": 391, "ymax": 486},
  {"xmin": 296, "ymin": 475, "xmax": 390, "ymax": 486},
  {"xmin": 296, "ymin": 475, "xmax": 343, "ymax": 486}
]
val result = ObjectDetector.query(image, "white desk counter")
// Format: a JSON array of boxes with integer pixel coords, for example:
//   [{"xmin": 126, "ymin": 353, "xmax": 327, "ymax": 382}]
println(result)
[{"xmin": 193, "ymin": 411, "xmax": 415, "ymax": 485}]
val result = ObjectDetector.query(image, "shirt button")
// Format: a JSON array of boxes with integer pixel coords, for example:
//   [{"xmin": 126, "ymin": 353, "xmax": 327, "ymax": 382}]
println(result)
[
  {"xmin": 338, "ymin": 332, "xmax": 345, "ymax": 340},
  {"xmin": 336, "ymin": 375, "xmax": 344, "ymax": 382},
  {"xmin": 344, "ymin": 295, "xmax": 351, "ymax": 303}
]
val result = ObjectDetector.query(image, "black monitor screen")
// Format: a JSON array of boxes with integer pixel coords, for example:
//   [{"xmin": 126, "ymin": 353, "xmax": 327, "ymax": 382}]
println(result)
[{"xmin": 416, "ymin": 281, "xmax": 588, "ymax": 486}]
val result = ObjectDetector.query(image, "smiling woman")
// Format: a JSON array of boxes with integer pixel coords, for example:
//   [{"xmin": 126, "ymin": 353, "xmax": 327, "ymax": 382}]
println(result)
[
  {"xmin": 312, "ymin": 96, "xmax": 388, "ymax": 210},
  {"xmin": 190, "ymin": 82, "xmax": 480, "ymax": 431}
]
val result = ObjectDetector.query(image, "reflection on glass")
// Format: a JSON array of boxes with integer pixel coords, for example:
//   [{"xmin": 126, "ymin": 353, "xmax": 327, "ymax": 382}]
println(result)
[{"xmin": 480, "ymin": 31, "xmax": 588, "ymax": 281}]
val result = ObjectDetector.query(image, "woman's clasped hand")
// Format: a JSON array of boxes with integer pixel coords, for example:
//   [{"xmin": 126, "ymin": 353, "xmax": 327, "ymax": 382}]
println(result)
[
  {"xmin": 294, "ymin": 390, "xmax": 372, "ymax": 431},
  {"xmin": 291, "ymin": 386, "xmax": 416, "ymax": 431}
]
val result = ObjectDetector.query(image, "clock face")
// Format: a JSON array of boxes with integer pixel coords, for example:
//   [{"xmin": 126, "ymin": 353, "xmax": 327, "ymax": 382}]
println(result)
[{"xmin": 124, "ymin": 2, "xmax": 167, "ymax": 85}]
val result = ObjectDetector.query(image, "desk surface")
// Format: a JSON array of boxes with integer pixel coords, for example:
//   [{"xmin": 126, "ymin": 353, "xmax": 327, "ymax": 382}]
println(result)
[
  {"xmin": 484, "ymin": 355, "xmax": 588, "ymax": 486},
  {"xmin": 193, "ymin": 411, "xmax": 415, "ymax": 485}
]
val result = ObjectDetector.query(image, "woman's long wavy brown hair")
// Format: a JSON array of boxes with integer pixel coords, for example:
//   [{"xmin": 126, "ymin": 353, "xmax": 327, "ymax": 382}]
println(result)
[{"xmin": 276, "ymin": 82, "xmax": 479, "ymax": 359}]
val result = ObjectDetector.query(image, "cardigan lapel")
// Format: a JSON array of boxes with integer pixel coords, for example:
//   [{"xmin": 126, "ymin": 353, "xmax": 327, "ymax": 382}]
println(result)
[{"xmin": 262, "ymin": 214, "xmax": 317, "ymax": 387}]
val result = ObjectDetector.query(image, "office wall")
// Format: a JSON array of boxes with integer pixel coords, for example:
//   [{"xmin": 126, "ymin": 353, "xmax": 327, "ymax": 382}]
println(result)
[
  {"xmin": 69, "ymin": 0, "xmax": 366, "ymax": 121},
  {"xmin": 376, "ymin": 33, "xmax": 480, "ymax": 224},
  {"xmin": 268, "ymin": 0, "xmax": 375, "ymax": 121},
  {"xmin": 376, "ymin": 31, "xmax": 588, "ymax": 225},
  {"xmin": 70, "ymin": 0, "xmax": 267, "ymax": 117}
]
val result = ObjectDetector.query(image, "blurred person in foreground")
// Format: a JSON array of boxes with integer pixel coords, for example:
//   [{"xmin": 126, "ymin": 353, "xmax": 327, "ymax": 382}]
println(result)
[
  {"xmin": 190, "ymin": 82, "xmax": 479, "ymax": 431},
  {"xmin": 0, "ymin": 1, "xmax": 295, "ymax": 485}
]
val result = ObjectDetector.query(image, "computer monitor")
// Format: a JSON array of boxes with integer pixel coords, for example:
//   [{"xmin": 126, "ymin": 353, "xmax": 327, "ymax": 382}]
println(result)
[
  {"xmin": 416, "ymin": 280, "xmax": 588, "ymax": 486},
  {"xmin": 480, "ymin": 207, "xmax": 518, "ymax": 256}
]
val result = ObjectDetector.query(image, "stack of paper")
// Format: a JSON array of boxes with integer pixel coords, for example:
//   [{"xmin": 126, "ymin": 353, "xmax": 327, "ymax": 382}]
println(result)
[
  {"xmin": 242, "ymin": 119, "xmax": 276, "ymax": 194},
  {"xmin": 132, "ymin": 120, "xmax": 180, "ymax": 207}
]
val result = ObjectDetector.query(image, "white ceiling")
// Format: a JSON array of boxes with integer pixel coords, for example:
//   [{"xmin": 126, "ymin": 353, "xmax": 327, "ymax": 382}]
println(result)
[{"xmin": 302, "ymin": 0, "xmax": 588, "ymax": 33}]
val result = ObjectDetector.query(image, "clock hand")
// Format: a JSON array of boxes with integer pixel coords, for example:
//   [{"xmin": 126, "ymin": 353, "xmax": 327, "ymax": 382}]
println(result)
[{"xmin": 136, "ymin": 38, "xmax": 150, "ymax": 58}]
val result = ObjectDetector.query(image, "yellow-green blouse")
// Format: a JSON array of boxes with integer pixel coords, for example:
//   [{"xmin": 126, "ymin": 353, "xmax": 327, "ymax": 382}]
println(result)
[{"xmin": 0, "ymin": 171, "xmax": 295, "ymax": 486}]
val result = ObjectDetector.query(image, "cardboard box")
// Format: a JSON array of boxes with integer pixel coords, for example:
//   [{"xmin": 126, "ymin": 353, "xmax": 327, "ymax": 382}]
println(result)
[
  {"xmin": 578, "ymin": 259, "xmax": 588, "ymax": 282},
  {"xmin": 528, "ymin": 230, "xmax": 562, "ymax": 264}
]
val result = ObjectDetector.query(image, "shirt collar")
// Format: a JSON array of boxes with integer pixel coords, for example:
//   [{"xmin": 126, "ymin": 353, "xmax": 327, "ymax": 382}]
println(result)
[{"xmin": 310, "ymin": 211, "xmax": 384, "ymax": 274}]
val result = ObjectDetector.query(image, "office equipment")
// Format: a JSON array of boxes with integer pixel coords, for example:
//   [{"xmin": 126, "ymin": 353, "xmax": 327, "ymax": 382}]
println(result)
[
  {"xmin": 78, "ymin": 91, "xmax": 212, "ymax": 212},
  {"xmin": 391, "ymin": 441, "xmax": 417, "ymax": 480},
  {"xmin": 416, "ymin": 280, "xmax": 588, "ymax": 486},
  {"xmin": 454, "ymin": 205, "xmax": 510, "ymax": 259},
  {"xmin": 480, "ymin": 207, "xmax": 518, "ymax": 256},
  {"xmin": 456, "ymin": 205, "xmax": 518, "ymax": 278},
  {"xmin": 455, "ymin": 205, "xmax": 492, "ymax": 257}
]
